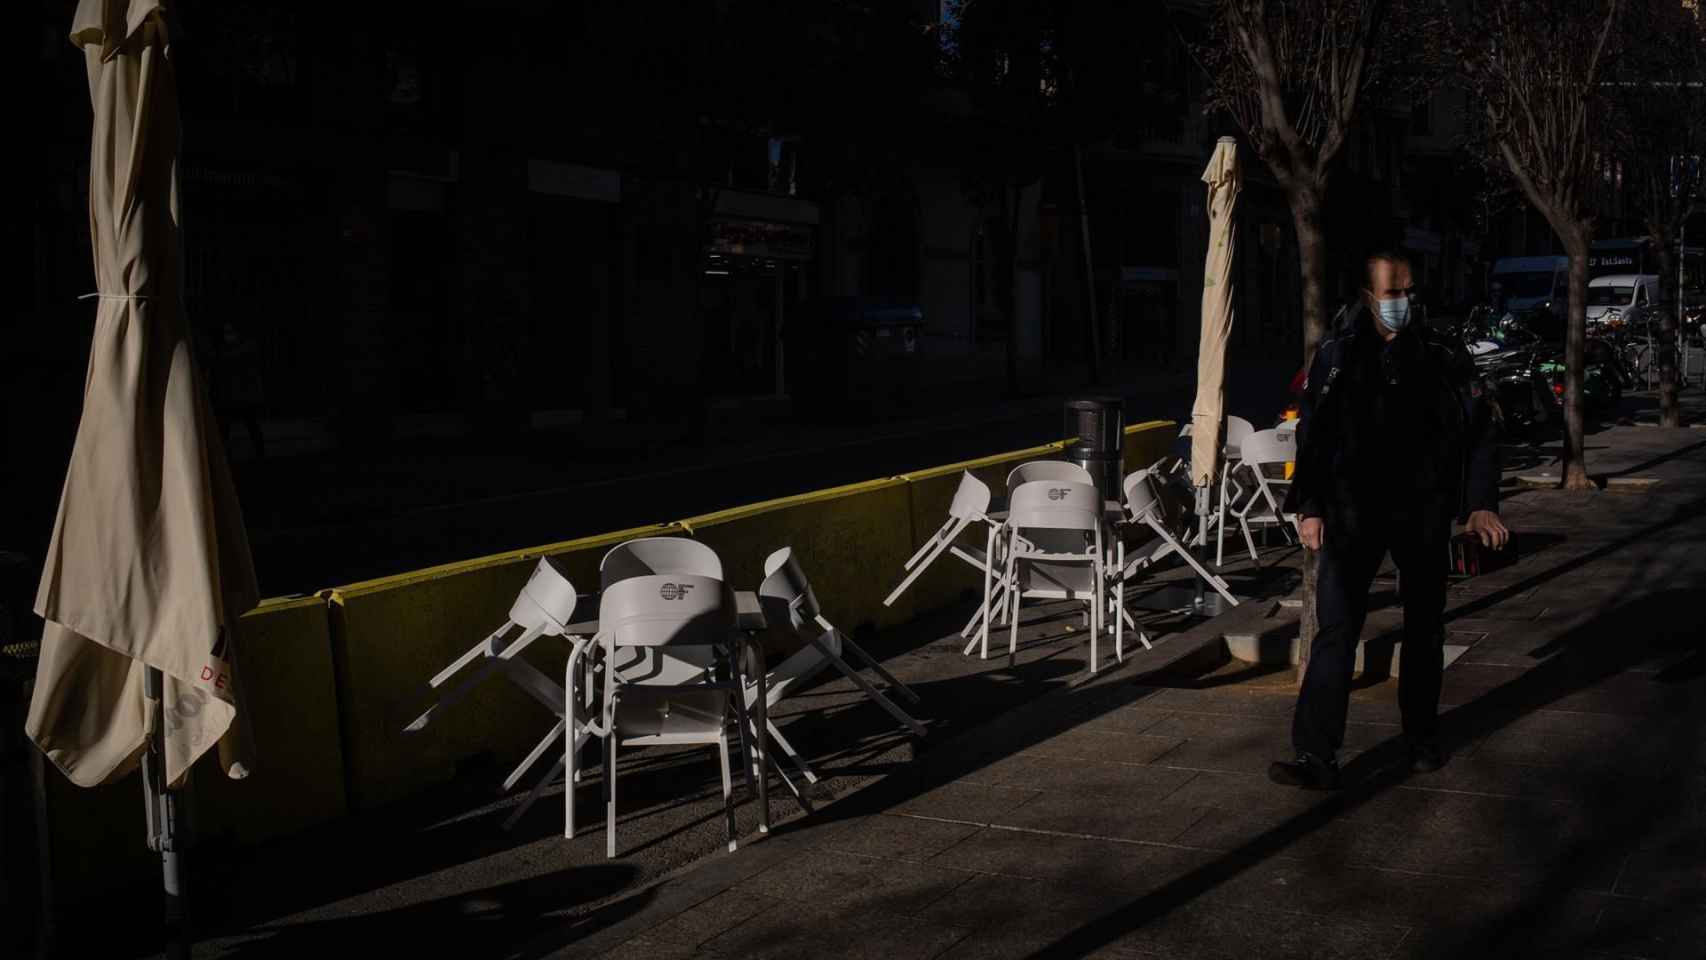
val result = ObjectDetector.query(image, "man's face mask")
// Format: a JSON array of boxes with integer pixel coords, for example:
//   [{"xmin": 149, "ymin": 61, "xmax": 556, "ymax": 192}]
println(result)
[{"xmin": 1375, "ymin": 295, "xmax": 1411, "ymax": 334}]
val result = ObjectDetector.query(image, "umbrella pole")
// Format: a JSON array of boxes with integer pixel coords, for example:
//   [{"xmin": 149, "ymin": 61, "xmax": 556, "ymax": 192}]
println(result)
[
  {"xmin": 1194, "ymin": 484, "xmax": 1210, "ymax": 612},
  {"xmin": 142, "ymin": 667, "xmax": 190, "ymax": 960}
]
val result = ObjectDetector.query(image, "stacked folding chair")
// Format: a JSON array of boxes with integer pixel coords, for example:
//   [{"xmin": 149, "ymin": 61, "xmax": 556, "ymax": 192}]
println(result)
[
  {"xmin": 983, "ymin": 462, "xmax": 1118, "ymax": 672},
  {"xmin": 567, "ymin": 537, "xmax": 768, "ymax": 857}
]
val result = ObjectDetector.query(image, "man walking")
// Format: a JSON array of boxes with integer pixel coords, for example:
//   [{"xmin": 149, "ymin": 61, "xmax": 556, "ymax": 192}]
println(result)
[{"xmin": 1271, "ymin": 250, "xmax": 1509, "ymax": 790}]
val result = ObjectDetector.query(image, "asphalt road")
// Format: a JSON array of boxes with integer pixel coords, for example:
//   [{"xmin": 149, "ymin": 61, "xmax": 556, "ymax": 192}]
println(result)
[{"xmin": 238, "ymin": 371, "xmax": 1295, "ymax": 596}]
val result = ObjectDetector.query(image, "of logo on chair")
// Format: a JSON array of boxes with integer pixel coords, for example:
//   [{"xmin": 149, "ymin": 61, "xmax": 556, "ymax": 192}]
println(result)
[
  {"xmin": 659, "ymin": 582, "xmax": 696, "ymax": 600},
  {"xmin": 1047, "ymin": 487, "xmax": 1070, "ymax": 501}
]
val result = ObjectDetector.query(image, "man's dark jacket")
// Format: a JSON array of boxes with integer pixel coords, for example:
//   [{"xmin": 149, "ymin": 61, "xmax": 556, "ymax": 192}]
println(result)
[{"xmin": 1283, "ymin": 304, "xmax": 1500, "ymax": 543}]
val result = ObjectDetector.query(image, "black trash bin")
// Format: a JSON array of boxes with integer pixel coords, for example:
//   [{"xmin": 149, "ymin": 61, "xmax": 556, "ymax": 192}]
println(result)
[
  {"xmin": 1064, "ymin": 397, "xmax": 1125, "ymax": 499},
  {"xmin": 787, "ymin": 298, "xmax": 924, "ymax": 422}
]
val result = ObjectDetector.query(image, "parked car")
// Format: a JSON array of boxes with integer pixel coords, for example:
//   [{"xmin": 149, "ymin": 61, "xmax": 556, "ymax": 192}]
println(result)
[{"xmin": 1586, "ymin": 274, "xmax": 1662, "ymax": 330}]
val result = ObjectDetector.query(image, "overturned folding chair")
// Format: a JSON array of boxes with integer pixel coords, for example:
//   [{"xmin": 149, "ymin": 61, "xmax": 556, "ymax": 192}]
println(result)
[
  {"xmin": 876, "ymin": 470, "xmax": 1013, "ymax": 647},
  {"xmin": 1119, "ymin": 468, "xmax": 1239, "ymax": 609},
  {"xmin": 884, "ymin": 471, "xmax": 996, "ymax": 608},
  {"xmin": 404, "ymin": 558, "xmax": 583, "ymax": 736},
  {"xmin": 759, "ymin": 548, "xmax": 925, "ymax": 795},
  {"xmin": 402, "ymin": 558, "xmax": 602, "ymax": 831}
]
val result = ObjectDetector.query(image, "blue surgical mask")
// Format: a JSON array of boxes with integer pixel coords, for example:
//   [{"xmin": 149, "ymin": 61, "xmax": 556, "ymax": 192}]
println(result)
[{"xmin": 1375, "ymin": 296, "xmax": 1411, "ymax": 334}]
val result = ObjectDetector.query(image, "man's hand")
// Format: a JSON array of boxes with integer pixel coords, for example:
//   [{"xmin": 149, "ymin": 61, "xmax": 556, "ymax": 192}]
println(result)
[
  {"xmin": 1465, "ymin": 510, "xmax": 1509, "ymax": 550},
  {"xmin": 1296, "ymin": 516, "xmax": 1324, "ymax": 552}
]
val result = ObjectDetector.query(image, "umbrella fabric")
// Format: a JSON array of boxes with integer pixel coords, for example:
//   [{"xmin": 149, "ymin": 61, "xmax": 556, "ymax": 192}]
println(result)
[
  {"xmin": 1189, "ymin": 138, "xmax": 1241, "ymax": 488},
  {"xmin": 28, "ymin": 0, "xmax": 258, "ymax": 789}
]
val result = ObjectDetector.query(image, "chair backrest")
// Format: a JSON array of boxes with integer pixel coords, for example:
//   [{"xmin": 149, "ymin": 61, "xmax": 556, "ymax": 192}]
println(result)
[
  {"xmin": 598, "ymin": 573, "xmax": 733, "ymax": 649},
  {"xmin": 1006, "ymin": 460, "xmax": 1094, "ymax": 492},
  {"xmin": 1123, "ymin": 469, "xmax": 1162, "ymax": 522},
  {"xmin": 600, "ymin": 537, "xmax": 727, "ymax": 684},
  {"xmin": 1007, "ymin": 480, "xmax": 1100, "ymax": 534},
  {"xmin": 758, "ymin": 546, "xmax": 820, "ymax": 635},
  {"xmin": 508, "ymin": 558, "xmax": 577, "ymax": 636},
  {"xmin": 1240, "ymin": 428, "xmax": 1296, "ymax": 467},
  {"xmin": 947, "ymin": 471, "xmax": 993, "ymax": 521},
  {"xmin": 1224, "ymin": 416, "xmax": 1256, "ymax": 448},
  {"xmin": 754, "ymin": 547, "xmax": 840, "ymax": 706},
  {"xmin": 599, "ymin": 536, "xmax": 723, "ymax": 591}
]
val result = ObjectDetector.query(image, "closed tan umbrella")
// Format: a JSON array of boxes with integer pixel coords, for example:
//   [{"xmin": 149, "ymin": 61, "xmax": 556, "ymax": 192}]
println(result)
[
  {"xmin": 29, "ymin": 0, "xmax": 260, "ymax": 915},
  {"xmin": 31, "ymin": 7, "xmax": 257, "ymax": 950},
  {"xmin": 1189, "ymin": 137, "xmax": 1242, "ymax": 490}
]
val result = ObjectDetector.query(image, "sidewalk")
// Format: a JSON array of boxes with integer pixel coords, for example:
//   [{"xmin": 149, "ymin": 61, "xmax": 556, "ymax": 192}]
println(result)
[
  {"xmin": 531, "ymin": 409, "xmax": 1706, "ymax": 959},
  {"xmin": 107, "ymin": 395, "xmax": 1703, "ymax": 960}
]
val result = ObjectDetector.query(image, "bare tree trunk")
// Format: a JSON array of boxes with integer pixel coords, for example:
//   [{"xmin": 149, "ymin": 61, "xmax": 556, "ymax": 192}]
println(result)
[
  {"xmin": 1288, "ymin": 181, "xmax": 1329, "ymax": 368},
  {"xmin": 1561, "ymin": 237, "xmax": 1594, "ymax": 489},
  {"xmin": 1647, "ymin": 221, "xmax": 1681, "ymax": 428},
  {"xmin": 1288, "ymin": 176, "xmax": 1325, "ymax": 689}
]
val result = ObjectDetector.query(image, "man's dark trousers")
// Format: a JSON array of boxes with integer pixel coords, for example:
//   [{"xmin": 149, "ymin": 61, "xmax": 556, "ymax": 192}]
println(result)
[{"xmin": 1293, "ymin": 515, "xmax": 1450, "ymax": 760}]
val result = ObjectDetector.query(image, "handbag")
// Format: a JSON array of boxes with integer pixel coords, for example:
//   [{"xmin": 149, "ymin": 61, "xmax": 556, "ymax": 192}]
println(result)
[{"xmin": 1450, "ymin": 531, "xmax": 1516, "ymax": 576}]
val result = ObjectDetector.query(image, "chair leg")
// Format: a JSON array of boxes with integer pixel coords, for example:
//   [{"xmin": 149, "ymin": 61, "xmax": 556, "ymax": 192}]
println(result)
[
  {"xmin": 980, "ymin": 526, "xmax": 998, "ymax": 659},
  {"xmin": 767, "ymin": 717, "xmax": 820, "ymax": 784},
  {"xmin": 753, "ymin": 691, "xmax": 771, "ymax": 836},
  {"xmin": 1241, "ymin": 518, "xmax": 1260, "ymax": 564},
  {"xmin": 718, "ymin": 732, "xmax": 738, "ymax": 853},
  {"xmin": 763, "ymin": 740, "xmax": 813, "ymax": 814},
  {"xmin": 1115, "ymin": 540, "xmax": 1125, "ymax": 663},
  {"xmin": 733, "ymin": 699, "xmax": 756, "ymax": 794},
  {"xmin": 840, "ymin": 634, "xmax": 922, "ymax": 705},
  {"xmin": 1007, "ymin": 573, "xmax": 1021, "ymax": 662},
  {"xmin": 605, "ymin": 734, "xmax": 618, "ymax": 859},
  {"xmin": 818, "ymin": 637, "xmax": 928, "ymax": 738},
  {"xmin": 962, "ymin": 569, "xmax": 1010, "ymax": 644},
  {"xmin": 564, "ymin": 721, "xmax": 577, "ymax": 840}
]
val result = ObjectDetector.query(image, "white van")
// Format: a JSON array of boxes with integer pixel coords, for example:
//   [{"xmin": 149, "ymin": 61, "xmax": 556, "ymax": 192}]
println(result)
[
  {"xmin": 1490, "ymin": 255, "xmax": 1568, "ymax": 316},
  {"xmin": 1586, "ymin": 274, "xmax": 1661, "ymax": 327}
]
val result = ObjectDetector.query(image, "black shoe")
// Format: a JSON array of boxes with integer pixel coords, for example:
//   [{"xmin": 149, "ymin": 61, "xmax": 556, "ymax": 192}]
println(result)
[
  {"xmin": 1407, "ymin": 739, "xmax": 1448, "ymax": 774},
  {"xmin": 1267, "ymin": 753, "xmax": 1341, "ymax": 791}
]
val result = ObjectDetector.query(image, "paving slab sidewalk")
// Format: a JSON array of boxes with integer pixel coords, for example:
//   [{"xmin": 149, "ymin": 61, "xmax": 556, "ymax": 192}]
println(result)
[
  {"xmin": 526, "ymin": 415, "xmax": 1706, "ymax": 959},
  {"xmin": 109, "ymin": 394, "xmax": 1705, "ymax": 960}
]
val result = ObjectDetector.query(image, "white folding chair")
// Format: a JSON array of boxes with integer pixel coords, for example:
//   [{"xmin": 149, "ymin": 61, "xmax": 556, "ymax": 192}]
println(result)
[
  {"xmin": 1120, "ymin": 468, "xmax": 1239, "ymax": 608},
  {"xmin": 1214, "ymin": 416, "xmax": 1257, "ymax": 555},
  {"xmin": 403, "ymin": 557, "xmax": 583, "ymax": 736},
  {"xmin": 403, "ymin": 558, "xmax": 613, "ymax": 833},
  {"xmin": 751, "ymin": 547, "xmax": 925, "ymax": 804},
  {"xmin": 985, "ymin": 478, "xmax": 1113, "ymax": 672},
  {"xmin": 884, "ymin": 471, "xmax": 994, "ymax": 608},
  {"xmin": 1220, "ymin": 428, "xmax": 1297, "ymax": 566},
  {"xmin": 958, "ymin": 460, "xmax": 1100, "ymax": 652},
  {"xmin": 567, "ymin": 537, "xmax": 767, "ymax": 857}
]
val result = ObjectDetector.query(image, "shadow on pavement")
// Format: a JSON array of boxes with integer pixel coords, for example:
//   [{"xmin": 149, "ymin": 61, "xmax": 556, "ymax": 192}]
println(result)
[
  {"xmin": 199, "ymin": 864, "xmax": 643, "ymax": 960},
  {"xmin": 1013, "ymin": 490, "xmax": 1706, "ymax": 958}
]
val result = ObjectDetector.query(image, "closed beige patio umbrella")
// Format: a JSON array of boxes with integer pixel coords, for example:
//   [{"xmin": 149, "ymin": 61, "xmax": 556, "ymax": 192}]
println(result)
[
  {"xmin": 1189, "ymin": 136, "xmax": 1242, "ymax": 491},
  {"xmin": 1184, "ymin": 137, "xmax": 1242, "ymax": 614},
  {"xmin": 28, "ymin": 1, "xmax": 257, "ymax": 951}
]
